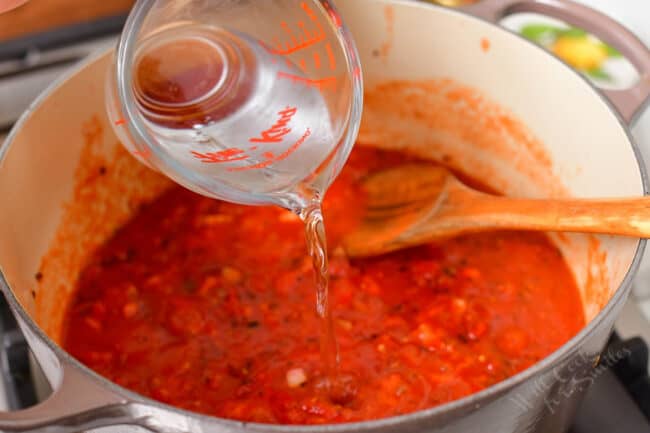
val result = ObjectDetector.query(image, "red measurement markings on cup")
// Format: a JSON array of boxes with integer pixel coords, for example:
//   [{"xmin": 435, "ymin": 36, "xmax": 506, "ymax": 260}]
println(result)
[
  {"xmin": 192, "ymin": 106, "xmax": 309, "ymax": 171},
  {"xmin": 112, "ymin": 103, "xmax": 127, "ymax": 127},
  {"xmin": 268, "ymin": 2, "xmax": 338, "ymax": 89},
  {"xmin": 270, "ymin": 3, "xmax": 326, "ymax": 55},
  {"xmin": 325, "ymin": 42, "xmax": 336, "ymax": 70},
  {"xmin": 111, "ymin": 106, "xmax": 153, "ymax": 161},
  {"xmin": 276, "ymin": 72, "xmax": 337, "ymax": 90},
  {"xmin": 229, "ymin": 128, "xmax": 312, "ymax": 172},
  {"xmin": 249, "ymin": 106, "xmax": 297, "ymax": 143},
  {"xmin": 191, "ymin": 148, "xmax": 249, "ymax": 163}
]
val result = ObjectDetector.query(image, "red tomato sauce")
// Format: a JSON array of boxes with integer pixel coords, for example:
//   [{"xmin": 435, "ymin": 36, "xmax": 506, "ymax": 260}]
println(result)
[{"xmin": 63, "ymin": 147, "xmax": 585, "ymax": 424}]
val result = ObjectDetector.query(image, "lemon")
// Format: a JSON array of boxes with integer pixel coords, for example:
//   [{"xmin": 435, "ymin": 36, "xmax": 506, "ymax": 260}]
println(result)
[{"xmin": 552, "ymin": 36, "xmax": 609, "ymax": 71}]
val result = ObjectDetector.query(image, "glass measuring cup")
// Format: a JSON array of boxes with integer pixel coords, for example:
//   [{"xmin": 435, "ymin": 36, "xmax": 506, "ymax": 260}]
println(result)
[{"xmin": 106, "ymin": 0, "xmax": 363, "ymax": 212}]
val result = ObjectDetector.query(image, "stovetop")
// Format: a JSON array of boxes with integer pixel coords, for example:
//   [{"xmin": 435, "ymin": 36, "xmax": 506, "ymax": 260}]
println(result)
[{"xmin": 569, "ymin": 332, "xmax": 650, "ymax": 433}]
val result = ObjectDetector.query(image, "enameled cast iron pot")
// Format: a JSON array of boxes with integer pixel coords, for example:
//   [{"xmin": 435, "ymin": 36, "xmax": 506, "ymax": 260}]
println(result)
[{"xmin": 1, "ymin": 0, "xmax": 650, "ymax": 432}]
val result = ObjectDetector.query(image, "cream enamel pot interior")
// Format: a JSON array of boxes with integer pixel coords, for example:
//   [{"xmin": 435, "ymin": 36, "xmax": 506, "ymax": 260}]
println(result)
[{"xmin": 1, "ymin": 0, "xmax": 650, "ymax": 432}]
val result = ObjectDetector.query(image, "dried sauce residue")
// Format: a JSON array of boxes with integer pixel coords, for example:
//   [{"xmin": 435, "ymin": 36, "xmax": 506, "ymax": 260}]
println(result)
[
  {"xmin": 359, "ymin": 79, "xmax": 562, "ymax": 198},
  {"xmin": 34, "ymin": 115, "xmax": 170, "ymax": 342},
  {"xmin": 551, "ymin": 232, "xmax": 610, "ymax": 321},
  {"xmin": 481, "ymin": 37, "xmax": 491, "ymax": 53},
  {"xmin": 378, "ymin": 5, "xmax": 394, "ymax": 62},
  {"xmin": 583, "ymin": 235, "xmax": 610, "ymax": 318}
]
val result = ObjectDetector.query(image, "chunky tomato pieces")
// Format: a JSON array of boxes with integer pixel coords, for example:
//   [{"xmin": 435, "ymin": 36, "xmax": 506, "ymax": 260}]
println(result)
[{"xmin": 63, "ymin": 147, "xmax": 584, "ymax": 424}]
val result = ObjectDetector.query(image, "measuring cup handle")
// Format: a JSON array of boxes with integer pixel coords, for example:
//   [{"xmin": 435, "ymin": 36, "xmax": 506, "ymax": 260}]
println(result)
[
  {"xmin": 0, "ymin": 358, "xmax": 191, "ymax": 433},
  {"xmin": 462, "ymin": 0, "xmax": 650, "ymax": 125}
]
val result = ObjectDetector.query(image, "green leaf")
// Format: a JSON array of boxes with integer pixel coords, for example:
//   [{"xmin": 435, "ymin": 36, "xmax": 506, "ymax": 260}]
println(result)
[
  {"xmin": 558, "ymin": 27, "xmax": 588, "ymax": 38},
  {"xmin": 520, "ymin": 24, "xmax": 561, "ymax": 42},
  {"xmin": 602, "ymin": 43, "xmax": 623, "ymax": 58},
  {"xmin": 585, "ymin": 69, "xmax": 612, "ymax": 81}
]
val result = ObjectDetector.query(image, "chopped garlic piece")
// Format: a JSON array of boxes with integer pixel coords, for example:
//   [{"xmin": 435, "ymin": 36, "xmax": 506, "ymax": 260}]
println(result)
[
  {"xmin": 222, "ymin": 266, "xmax": 243, "ymax": 284},
  {"xmin": 123, "ymin": 302, "xmax": 138, "ymax": 318},
  {"xmin": 200, "ymin": 214, "xmax": 234, "ymax": 225},
  {"xmin": 286, "ymin": 368, "xmax": 307, "ymax": 388}
]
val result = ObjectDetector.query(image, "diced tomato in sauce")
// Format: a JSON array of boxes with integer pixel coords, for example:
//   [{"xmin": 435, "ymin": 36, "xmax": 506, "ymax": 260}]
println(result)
[{"xmin": 63, "ymin": 147, "xmax": 584, "ymax": 424}]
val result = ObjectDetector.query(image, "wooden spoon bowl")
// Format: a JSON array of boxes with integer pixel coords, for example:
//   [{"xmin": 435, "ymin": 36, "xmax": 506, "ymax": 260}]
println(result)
[{"xmin": 344, "ymin": 163, "xmax": 650, "ymax": 258}]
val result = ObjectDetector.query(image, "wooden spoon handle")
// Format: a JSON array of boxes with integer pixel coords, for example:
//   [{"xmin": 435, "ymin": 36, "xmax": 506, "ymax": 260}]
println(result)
[{"xmin": 454, "ymin": 191, "xmax": 650, "ymax": 237}]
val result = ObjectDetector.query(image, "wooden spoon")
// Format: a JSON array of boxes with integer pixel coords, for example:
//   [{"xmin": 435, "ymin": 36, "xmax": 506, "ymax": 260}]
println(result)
[{"xmin": 343, "ymin": 163, "xmax": 650, "ymax": 258}]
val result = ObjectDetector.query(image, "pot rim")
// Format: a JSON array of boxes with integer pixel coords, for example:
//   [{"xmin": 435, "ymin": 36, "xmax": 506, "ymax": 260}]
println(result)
[{"xmin": 0, "ymin": 0, "xmax": 648, "ymax": 431}]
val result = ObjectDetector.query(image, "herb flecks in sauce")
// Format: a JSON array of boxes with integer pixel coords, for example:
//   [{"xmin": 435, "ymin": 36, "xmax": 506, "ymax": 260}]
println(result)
[{"xmin": 63, "ymin": 147, "xmax": 584, "ymax": 424}]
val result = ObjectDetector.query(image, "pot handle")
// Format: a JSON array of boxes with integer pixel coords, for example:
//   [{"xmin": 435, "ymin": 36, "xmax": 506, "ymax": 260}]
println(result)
[
  {"xmin": 462, "ymin": 0, "xmax": 650, "ymax": 125},
  {"xmin": 0, "ymin": 358, "xmax": 139, "ymax": 432},
  {"xmin": 0, "ymin": 358, "xmax": 189, "ymax": 433}
]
